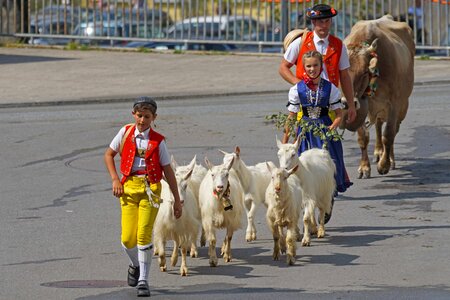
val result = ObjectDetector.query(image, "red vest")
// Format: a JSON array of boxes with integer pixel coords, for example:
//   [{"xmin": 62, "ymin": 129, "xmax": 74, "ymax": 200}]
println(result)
[
  {"xmin": 120, "ymin": 125, "xmax": 165, "ymax": 184},
  {"xmin": 296, "ymin": 31, "xmax": 343, "ymax": 87}
]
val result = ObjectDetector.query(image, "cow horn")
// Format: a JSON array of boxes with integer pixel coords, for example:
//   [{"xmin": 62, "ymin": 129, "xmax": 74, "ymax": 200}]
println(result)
[{"xmin": 367, "ymin": 38, "xmax": 378, "ymax": 54}]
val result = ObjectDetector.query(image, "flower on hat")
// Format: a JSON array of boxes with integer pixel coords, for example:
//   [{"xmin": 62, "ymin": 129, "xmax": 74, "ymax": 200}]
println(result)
[
  {"xmin": 331, "ymin": 8, "xmax": 336, "ymax": 14},
  {"xmin": 307, "ymin": 8, "xmax": 320, "ymax": 17}
]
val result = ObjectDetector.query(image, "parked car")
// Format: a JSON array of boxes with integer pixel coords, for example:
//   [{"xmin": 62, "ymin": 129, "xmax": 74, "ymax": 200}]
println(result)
[
  {"xmin": 166, "ymin": 16, "xmax": 259, "ymax": 41},
  {"xmin": 28, "ymin": 18, "xmax": 74, "ymax": 45},
  {"xmin": 120, "ymin": 8, "xmax": 173, "ymax": 29},
  {"xmin": 33, "ymin": 5, "xmax": 94, "ymax": 24},
  {"xmin": 124, "ymin": 40, "xmax": 238, "ymax": 52},
  {"xmin": 72, "ymin": 19, "xmax": 165, "ymax": 46}
]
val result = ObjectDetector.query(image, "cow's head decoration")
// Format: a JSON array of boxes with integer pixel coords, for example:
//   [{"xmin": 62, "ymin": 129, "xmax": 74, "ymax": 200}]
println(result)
[{"xmin": 340, "ymin": 38, "xmax": 379, "ymax": 131}]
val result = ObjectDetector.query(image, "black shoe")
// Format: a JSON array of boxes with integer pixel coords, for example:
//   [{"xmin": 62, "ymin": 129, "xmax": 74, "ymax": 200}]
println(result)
[
  {"xmin": 323, "ymin": 197, "xmax": 335, "ymax": 225},
  {"xmin": 127, "ymin": 265, "xmax": 140, "ymax": 287},
  {"xmin": 137, "ymin": 280, "xmax": 151, "ymax": 297}
]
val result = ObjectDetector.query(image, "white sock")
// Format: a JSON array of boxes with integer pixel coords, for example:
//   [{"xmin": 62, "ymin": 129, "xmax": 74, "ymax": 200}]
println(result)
[
  {"xmin": 121, "ymin": 243, "xmax": 139, "ymax": 267},
  {"xmin": 138, "ymin": 244, "xmax": 153, "ymax": 282}
]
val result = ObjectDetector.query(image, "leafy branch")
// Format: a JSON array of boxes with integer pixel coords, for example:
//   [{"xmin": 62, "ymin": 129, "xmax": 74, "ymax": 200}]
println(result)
[{"xmin": 265, "ymin": 112, "xmax": 343, "ymax": 149}]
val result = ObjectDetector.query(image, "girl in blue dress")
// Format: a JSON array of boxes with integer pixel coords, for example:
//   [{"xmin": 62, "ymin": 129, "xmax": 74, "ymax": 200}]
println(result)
[{"xmin": 283, "ymin": 50, "xmax": 352, "ymax": 195}]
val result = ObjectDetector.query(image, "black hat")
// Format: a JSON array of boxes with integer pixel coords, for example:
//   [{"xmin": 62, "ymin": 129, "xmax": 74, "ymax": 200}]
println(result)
[
  {"xmin": 133, "ymin": 96, "xmax": 157, "ymax": 111},
  {"xmin": 307, "ymin": 4, "xmax": 338, "ymax": 20}
]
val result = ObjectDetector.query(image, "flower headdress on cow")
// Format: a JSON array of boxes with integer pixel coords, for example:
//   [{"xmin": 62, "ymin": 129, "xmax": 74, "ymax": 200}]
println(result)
[{"xmin": 307, "ymin": 4, "xmax": 338, "ymax": 20}]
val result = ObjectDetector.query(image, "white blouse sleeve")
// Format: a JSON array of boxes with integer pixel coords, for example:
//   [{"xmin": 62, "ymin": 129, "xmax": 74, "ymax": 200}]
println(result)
[
  {"xmin": 287, "ymin": 84, "xmax": 300, "ymax": 113},
  {"xmin": 158, "ymin": 140, "xmax": 171, "ymax": 167},
  {"xmin": 109, "ymin": 126, "xmax": 126, "ymax": 152},
  {"xmin": 339, "ymin": 44, "xmax": 351, "ymax": 70},
  {"xmin": 283, "ymin": 38, "xmax": 301, "ymax": 64},
  {"xmin": 329, "ymin": 84, "xmax": 344, "ymax": 111}
]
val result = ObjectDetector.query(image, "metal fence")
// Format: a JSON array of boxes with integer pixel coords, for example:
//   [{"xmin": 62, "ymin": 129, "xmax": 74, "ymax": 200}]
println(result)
[{"xmin": 1, "ymin": 0, "xmax": 449, "ymax": 54}]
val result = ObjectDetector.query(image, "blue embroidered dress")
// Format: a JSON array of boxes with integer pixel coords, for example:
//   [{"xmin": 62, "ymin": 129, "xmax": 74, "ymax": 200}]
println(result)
[{"xmin": 287, "ymin": 79, "xmax": 352, "ymax": 193}]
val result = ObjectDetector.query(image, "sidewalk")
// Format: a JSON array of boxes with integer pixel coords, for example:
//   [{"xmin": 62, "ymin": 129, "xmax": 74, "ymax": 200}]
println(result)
[{"xmin": 1, "ymin": 47, "xmax": 450, "ymax": 108}]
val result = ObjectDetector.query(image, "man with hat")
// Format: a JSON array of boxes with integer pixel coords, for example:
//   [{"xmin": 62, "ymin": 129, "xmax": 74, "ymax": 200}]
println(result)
[
  {"xmin": 279, "ymin": 3, "xmax": 356, "ymax": 125},
  {"xmin": 279, "ymin": 4, "xmax": 355, "ymax": 224}
]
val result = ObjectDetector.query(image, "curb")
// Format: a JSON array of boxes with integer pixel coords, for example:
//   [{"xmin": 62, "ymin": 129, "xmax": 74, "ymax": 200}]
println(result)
[{"xmin": 0, "ymin": 89, "xmax": 286, "ymax": 109}]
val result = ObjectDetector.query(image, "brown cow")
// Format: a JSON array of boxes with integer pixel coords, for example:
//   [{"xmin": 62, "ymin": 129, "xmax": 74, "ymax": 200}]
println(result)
[{"xmin": 340, "ymin": 15, "xmax": 415, "ymax": 178}]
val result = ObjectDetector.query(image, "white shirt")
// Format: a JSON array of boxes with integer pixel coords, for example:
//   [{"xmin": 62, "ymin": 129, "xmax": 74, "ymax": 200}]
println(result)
[
  {"xmin": 284, "ymin": 32, "xmax": 350, "ymax": 81},
  {"xmin": 287, "ymin": 80, "xmax": 343, "ymax": 113},
  {"xmin": 109, "ymin": 126, "xmax": 171, "ymax": 173}
]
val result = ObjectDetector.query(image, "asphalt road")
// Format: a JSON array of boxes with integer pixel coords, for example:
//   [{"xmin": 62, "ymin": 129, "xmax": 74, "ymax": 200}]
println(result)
[{"xmin": 0, "ymin": 84, "xmax": 449, "ymax": 299}]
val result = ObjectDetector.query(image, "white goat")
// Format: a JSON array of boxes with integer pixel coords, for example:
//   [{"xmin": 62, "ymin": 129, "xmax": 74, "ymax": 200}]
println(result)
[
  {"xmin": 171, "ymin": 155, "xmax": 208, "ymax": 247},
  {"xmin": 220, "ymin": 146, "xmax": 271, "ymax": 242},
  {"xmin": 276, "ymin": 136, "xmax": 336, "ymax": 246},
  {"xmin": 172, "ymin": 155, "xmax": 207, "ymax": 205},
  {"xmin": 153, "ymin": 163, "xmax": 201, "ymax": 276},
  {"xmin": 265, "ymin": 162, "xmax": 302, "ymax": 265},
  {"xmin": 198, "ymin": 156, "xmax": 244, "ymax": 267}
]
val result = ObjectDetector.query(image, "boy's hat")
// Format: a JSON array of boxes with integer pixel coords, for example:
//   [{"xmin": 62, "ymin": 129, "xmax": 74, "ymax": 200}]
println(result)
[
  {"xmin": 133, "ymin": 96, "xmax": 157, "ymax": 110},
  {"xmin": 307, "ymin": 4, "xmax": 338, "ymax": 20}
]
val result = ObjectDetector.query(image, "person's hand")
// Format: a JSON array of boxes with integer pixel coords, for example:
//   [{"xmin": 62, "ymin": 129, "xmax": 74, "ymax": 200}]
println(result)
[
  {"xmin": 328, "ymin": 124, "xmax": 337, "ymax": 131},
  {"xmin": 112, "ymin": 178, "xmax": 123, "ymax": 197},
  {"xmin": 173, "ymin": 201, "xmax": 183, "ymax": 219},
  {"xmin": 346, "ymin": 106, "xmax": 357, "ymax": 124}
]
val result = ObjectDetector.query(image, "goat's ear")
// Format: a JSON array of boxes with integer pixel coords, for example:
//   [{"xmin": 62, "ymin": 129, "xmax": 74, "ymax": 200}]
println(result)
[
  {"xmin": 293, "ymin": 135, "xmax": 301, "ymax": 150},
  {"xmin": 183, "ymin": 168, "xmax": 194, "ymax": 181},
  {"xmin": 171, "ymin": 155, "xmax": 178, "ymax": 170},
  {"xmin": 225, "ymin": 156, "xmax": 235, "ymax": 171},
  {"xmin": 187, "ymin": 156, "xmax": 196, "ymax": 171},
  {"xmin": 218, "ymin": 149, "xmax": 228, "ymax": 156},
  {"xmin": 276, "ymin": 135, "xmax": 282, "ymax": 149},
  {"xmin": 234, "ymin": 146, "xmax": 240, "ymax": 157},
  {"xmin": 204, "ymin": 157, "xmax": 214, "ymax": 170}
]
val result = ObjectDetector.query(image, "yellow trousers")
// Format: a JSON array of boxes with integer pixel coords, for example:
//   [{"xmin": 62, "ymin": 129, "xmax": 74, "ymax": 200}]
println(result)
[{"xmin": 120, "ymin": 176, "xmax": 161, "ymax": 249}]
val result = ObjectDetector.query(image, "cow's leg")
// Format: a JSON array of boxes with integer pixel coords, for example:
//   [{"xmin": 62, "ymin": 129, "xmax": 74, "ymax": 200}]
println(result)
[
  {"xmin": 373, "ymin": 119, "xmax": 384, "ymax": 163},
  {"xmin": 390, "ymin": 120, "xmax": 402, "ymax": 170},
  {"xmin": 390, "ymin": 143, "xmax": 396, "ymax": 170},
  {"xmin": 378, "ymin": 110, "xmax": 398, "ymax": 175},
  {"xmin": 357, "ymin": 126, "xmax": 371, "ymax": 178}
]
